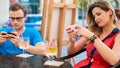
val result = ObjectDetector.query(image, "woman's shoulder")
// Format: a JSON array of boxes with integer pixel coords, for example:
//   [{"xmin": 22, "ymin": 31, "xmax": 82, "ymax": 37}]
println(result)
[{"xmin": 114, "ymin": 28, "xmax": 120, "ymax": 41}]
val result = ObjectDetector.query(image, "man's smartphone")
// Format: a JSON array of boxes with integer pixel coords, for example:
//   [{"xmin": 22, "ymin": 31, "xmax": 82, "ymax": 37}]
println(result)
[
  {"xmin": 1, "ymin": 33, "xmax": 7, "ymax": 35},
  {"xmin": 7, "ymin": 32, "xmax": 16, "ymax": 36}
]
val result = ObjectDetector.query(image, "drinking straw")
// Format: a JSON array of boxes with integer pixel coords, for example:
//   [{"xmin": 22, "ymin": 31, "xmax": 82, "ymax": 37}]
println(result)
[{"xmin": 49, "ymin": 37, "xmax": 56, "ymax": 47}]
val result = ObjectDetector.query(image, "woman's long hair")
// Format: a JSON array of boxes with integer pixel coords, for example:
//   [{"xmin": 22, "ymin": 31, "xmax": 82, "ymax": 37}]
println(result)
[{"xmin": 86, "ymin": 0, "xmax": 117, "ymax": 35}]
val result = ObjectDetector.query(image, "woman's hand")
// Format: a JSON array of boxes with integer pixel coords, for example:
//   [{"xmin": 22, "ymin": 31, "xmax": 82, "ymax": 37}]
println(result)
[
  {"xmin": 75, "ymin": 26, "xmax": 94, "ymax": 39},
  {"xmin": 66, "ymin": 26, "xmax": 77, "ymax": 43}
]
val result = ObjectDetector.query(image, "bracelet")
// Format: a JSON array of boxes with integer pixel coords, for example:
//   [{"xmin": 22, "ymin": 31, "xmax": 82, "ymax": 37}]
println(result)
[{"xmin": 89, "ymin": 35, "xmax": 98, "ymax": 43}]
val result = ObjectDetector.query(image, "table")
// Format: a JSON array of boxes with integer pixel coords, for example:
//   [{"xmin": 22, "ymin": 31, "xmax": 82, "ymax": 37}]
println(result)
[{"xmin": 0, "ymin": 54, "xmax": 73, "ymax": 68}]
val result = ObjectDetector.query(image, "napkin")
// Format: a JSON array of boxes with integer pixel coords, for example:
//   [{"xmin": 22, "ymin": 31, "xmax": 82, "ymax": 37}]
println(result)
[
  {"xmin": 43, "ymin": 61, "xmax": 64, "ymax": 67},
  {"xmin": 16, "ymin": 54, "xmax": 33, "ymax": 58}
]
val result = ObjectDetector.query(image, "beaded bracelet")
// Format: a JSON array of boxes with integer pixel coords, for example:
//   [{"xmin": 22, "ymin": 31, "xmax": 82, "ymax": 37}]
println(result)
[{"xmin": 89, "ymin": 35, "xmax": 98, "ymax": 43}]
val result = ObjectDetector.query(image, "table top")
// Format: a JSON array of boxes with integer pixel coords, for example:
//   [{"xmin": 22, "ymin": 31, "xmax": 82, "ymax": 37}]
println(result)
[{"xmin": 0, "ymin": 54, "xmax": 73, "ymax": 68}]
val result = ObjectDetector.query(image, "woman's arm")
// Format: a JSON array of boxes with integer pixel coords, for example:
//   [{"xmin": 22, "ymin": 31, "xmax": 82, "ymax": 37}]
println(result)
[
  {"xmin": 93, "ymin": 33, "xmax": 120, "ymax": 65},
  {"xmin": 67, "ymin": 37, "xmax": 88, "ymax": 55}
]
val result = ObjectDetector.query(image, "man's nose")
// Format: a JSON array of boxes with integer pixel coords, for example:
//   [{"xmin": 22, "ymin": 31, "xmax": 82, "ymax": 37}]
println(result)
[{"xmin": 13, "ymin": 19, "xmax": 18, "ymax": 23}]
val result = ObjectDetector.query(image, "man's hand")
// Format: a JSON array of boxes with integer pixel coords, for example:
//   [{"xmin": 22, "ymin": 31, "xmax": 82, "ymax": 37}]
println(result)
[
  {"xmin": 8, "ymin": 32, "xmax": 19, "ymax": 47},
  {"xmin": 0, "ymin": 32, "xmax": 9, "ymax": 44}
]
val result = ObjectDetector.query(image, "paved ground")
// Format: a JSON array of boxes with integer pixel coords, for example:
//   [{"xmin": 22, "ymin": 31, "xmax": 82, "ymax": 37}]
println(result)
[{"xmin": 61, "ymin": 46, "xmax": 87, "ymax": 66}]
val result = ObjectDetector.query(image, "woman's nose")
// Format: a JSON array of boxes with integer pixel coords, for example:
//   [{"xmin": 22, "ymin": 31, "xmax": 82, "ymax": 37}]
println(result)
[{"xmin": 95, "ymin": 16, "xmax": 98, "ymax": 22}]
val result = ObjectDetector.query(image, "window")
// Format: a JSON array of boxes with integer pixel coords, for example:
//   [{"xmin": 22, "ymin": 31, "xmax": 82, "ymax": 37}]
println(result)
[{"xmin": 19, "ymin": 0, "xmax": 40, "ymax": 14}]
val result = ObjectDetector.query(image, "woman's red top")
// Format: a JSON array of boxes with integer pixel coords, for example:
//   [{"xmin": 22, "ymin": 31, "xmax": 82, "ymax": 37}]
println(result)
[{"xmin": 74, "ymin": 28, "xmax": 119, "ymax": 68}]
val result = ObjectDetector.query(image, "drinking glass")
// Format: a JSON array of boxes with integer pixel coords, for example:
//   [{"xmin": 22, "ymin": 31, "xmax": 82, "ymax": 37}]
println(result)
[
  {"xmin": 44, "ymin": 41, "xmax": 58, "ymax": 64},
  {"xmin": 16, "ymin": 36, "xmax": 33, "ymax": 58},
  {"xmin": 19, "ymin": 37, "xmax": 29, "ymax": 50}
]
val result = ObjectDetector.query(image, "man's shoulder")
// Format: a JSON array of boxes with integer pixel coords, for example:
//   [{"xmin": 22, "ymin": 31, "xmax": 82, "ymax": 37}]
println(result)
[
  {"xmin": 25, "ymin": 27, "xmax": 39, "ymax": 32},
  {"xmin": 26, "ymin": 27, "xmax": 37, "ymax": 30},
  {"xmin": 0, "ymin": 27, "xmax": 12, "ymax": 32}
]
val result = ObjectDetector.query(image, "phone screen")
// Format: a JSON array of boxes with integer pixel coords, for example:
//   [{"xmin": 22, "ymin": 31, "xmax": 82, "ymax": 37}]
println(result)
[{"xmin": 1, "ymin": 33, "xmax": 7, "ymax": 35}]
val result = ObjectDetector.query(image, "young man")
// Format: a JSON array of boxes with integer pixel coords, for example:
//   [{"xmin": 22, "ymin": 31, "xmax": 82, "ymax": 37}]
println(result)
[{"xmin": 0, "ymin": 3, "xmax": 45, "ymax": 55}]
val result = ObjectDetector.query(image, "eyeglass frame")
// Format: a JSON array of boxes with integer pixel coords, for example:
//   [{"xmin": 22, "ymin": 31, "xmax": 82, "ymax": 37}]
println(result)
[{"xmin": 9, "ymin": 16, "xmax": 25, "ymax": 21}]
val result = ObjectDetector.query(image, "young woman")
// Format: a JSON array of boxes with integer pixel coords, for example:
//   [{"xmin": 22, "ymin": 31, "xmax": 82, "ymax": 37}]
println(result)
[{"xmin": 66, "ymin": 0, "xmax": 120, "ymax": 68}]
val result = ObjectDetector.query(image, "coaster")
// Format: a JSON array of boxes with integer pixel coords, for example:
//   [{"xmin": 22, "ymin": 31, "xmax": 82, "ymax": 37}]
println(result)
[
  {"xmin": 16, "ymin": 54, "xmax": 33, "ymax": 58},
  {"xmin": 43, "ymin": 60, "xmax": 64, "ymax": 67}
]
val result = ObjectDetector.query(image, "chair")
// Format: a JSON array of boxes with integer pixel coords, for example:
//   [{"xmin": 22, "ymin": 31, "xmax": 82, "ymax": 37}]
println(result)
[
  {"xmin": 59, "ymin": 48, "xmax": 120, "ymax": 68},
  {"xmin": 59, "ymin": 48, "xmax": 86, "ymax": 60},
  {"xmin": 110, "ymin": 61, "xmax": 120, "ymax": 68},
  {"xmin": 41, "ymin": 0, "xmax": 78, "ymax": 58}
]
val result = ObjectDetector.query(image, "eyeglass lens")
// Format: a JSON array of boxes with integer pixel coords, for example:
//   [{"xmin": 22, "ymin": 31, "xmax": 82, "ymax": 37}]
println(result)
[{"xmin": 9, "ymin": 17, "xmax": 24, "ymax": 21}]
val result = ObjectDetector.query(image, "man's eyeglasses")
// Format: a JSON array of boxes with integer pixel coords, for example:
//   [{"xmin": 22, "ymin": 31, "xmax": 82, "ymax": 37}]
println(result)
[{"xmin": 9, "ymin": 17, "xmax": 24, "ymax": 21}]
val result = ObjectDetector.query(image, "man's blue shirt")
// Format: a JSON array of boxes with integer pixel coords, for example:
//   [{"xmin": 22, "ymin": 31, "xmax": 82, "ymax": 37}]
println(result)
[{"xmin": 0, "ymin": 27, "xmax": 43, "ymax": 54}]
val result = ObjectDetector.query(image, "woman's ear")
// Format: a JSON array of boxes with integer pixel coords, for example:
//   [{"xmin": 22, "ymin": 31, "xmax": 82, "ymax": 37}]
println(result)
[{"xmin": 109, "ymin": 10, "xmax": 113, "ymax": 16}]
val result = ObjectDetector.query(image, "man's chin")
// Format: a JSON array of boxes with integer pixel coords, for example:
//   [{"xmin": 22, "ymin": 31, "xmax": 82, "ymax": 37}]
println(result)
[
  {"xmin": 14, "ymin": 27, "xmax": 21, "ymax": 30},
  {"xmin": 13, "ymin": 26, "xmax": 23, "ymax": 30}
]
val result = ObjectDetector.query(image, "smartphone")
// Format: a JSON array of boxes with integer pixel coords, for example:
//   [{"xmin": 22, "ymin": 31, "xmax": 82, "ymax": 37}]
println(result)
[
  {"xmin": 7, "ymin": 32, "xmax": 16, "ymax": 36},
  {"xmin": 1, "ymin": 33, "xmax": 7, "ymax": 35}
]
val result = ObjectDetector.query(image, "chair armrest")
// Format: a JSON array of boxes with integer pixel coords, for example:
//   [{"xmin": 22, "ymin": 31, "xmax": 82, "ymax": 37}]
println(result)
[
  {"xmin": 110, "ymin": 61, "xmax": 120, "ymax": 68},
  {"xmin": 58, "ymin": 47, "xmax": 120, "ymax": 68},
  {"xmin": 58, "ymin": 48, "xmax": 86, "ymax": 60}
]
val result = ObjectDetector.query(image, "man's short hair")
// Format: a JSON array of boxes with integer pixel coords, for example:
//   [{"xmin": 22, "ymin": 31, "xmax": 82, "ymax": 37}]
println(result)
[{"xmin": 9, "ymin": 3, "xmax": 27, "ymax": 16}]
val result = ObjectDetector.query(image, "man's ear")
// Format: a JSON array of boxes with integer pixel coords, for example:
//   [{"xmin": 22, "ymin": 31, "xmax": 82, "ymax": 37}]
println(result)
[{"xmin": 24, "ymin": 15, "xmax": 28, "ymax": 20}]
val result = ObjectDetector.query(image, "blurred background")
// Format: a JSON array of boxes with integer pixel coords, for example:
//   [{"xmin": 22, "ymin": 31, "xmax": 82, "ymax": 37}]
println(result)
[{"xmin": 0, "ymin": 0, "xmax": 119, "ymax": 29}]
